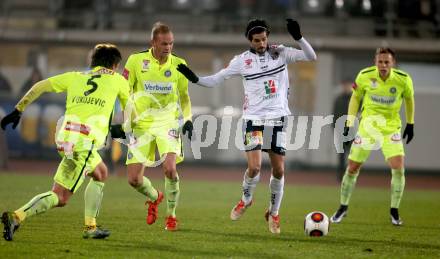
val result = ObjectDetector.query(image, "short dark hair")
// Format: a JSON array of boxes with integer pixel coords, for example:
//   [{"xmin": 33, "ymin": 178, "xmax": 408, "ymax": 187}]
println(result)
[
  {"xmin": 375, "ymin": 47, "xmax": 396, "ymax": 59},
  {"xmin": 90, "ymin": 43, "xmax": 122, "ymax": 69},
  {"xmin": 245, "ymin": 19, "xmax": 270, "ymax": 41}
]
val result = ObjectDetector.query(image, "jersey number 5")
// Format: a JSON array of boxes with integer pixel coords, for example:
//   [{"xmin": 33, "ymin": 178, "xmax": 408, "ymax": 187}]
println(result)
[{"xmin": 84, "ymin": 75, "xmax": 101, "ymax": 96}]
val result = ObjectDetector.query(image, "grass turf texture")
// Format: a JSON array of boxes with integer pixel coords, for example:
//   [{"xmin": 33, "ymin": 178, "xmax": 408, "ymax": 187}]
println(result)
[{"xmin": 0, "ymin": 173, "xmax": 439, "ymax": 258}]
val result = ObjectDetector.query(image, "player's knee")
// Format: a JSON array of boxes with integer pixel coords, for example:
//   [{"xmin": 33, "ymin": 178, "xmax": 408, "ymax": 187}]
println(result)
[
  {"xmin": 272, "ymin": 167, "xmax": 284, "ymax": 178},
  {"xmin": 128, "ymin": 177, "xmax": 142, "ymax": 188},
  {"xmin": 56, "ymin": 195, "xmax": 69, "ymax": 207},
  {"xmin": 163, "ymin": 165, "xmax": 177, "ymax": 178},
  {"xmin": 248, "ymin": 166, "xmax": 261, "ymax": 177},
  {"xmin": 347, "ymin": 161, "xmax": 361, "ymax": 174}
]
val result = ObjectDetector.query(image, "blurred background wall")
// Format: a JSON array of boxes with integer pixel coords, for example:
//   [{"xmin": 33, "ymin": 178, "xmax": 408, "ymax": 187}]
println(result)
[{"xmin": 0, "ymin": 0, "xmax": 439, "ymax": 171}]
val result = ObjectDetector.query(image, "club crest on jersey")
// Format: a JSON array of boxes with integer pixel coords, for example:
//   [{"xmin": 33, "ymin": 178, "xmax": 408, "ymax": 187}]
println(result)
[
  {"xmin": 389, "ymin": 87, "xmax": 397, "ymax": 94},
  {"xmin": 142, "ymin": 59, "xmax": 150, "ymax": 70},
  {"xmin": 244, "ymin": 59, "xmax": 253, "ymax": 69},
  {"xmin": 164, "ymin": 70, "xmax": 172, "ymax": 77},
  {"xmin": 370, "ymin": 78, "xmax": 378, "ymax": 88}
]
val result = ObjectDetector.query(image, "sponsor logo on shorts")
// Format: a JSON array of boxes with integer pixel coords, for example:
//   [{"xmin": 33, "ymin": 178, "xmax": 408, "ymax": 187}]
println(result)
[
  {"xmin": 353, "ymin": 135, "xmax": 362, "ymax": 145},
  {"xmin": 245, "ymin": 131, "xmax": 263, "ymax": 146},
  {"xmin": 252, "ymin": 119, "xmax": 283, "ymax": 127},
  {"xmin": 391, "ymin": 133, "xmax": 401, "ymax": 142}
]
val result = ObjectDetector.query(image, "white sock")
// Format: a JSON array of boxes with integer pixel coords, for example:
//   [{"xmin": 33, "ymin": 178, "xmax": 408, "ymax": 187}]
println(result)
[
  {"xmin": 269, "ymin": 175, "xmax": 284, "ymax": 216},
  {"xmin": 241, "ymin": 170, "xmax": 260, "ymax": 205}
]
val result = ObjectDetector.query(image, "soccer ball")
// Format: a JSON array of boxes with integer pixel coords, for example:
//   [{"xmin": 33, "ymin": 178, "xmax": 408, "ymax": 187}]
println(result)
[{"xmin": 304, "ymin": 211, "xmax": 330, "ymax": 236}]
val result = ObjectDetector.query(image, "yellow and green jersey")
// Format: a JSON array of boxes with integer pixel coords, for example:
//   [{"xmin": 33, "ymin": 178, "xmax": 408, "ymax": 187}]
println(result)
[
  {"xmin": 123, "ymin": 48, "xmax": 192, "ymax": 129},
  {"xmin": 49, "ymin": 66, "xmax": 129, "ymax": 151},
  {"xmin": 353, "ymin": 66, "xmax": 414, "ymax": 129}
]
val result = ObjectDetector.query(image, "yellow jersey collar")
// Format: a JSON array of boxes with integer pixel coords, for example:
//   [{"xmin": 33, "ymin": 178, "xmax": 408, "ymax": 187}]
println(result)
[{"xmin": 147, "ymin": 48, "xmax": 171, "ymax": 66}]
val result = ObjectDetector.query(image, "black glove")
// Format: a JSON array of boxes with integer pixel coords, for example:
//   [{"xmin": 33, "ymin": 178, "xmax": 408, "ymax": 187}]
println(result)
[
  {"xmin": 342, "ymin": 126, "xmax": 355, "ymax": 144},
  {"xmin": 177, "ymin": 64, "xmax": 199, "ymax": 83},
  {"xmin": 182, "ymin": 120, "xmax": 194, "ymax": 140},
  {"xmin": 402, "ymin": 123, "xmax": 414, "ymax": 144},
  {"xmin": 1, "ymin": 109, "xmax": 22, "ymax": 130},
  {"xmin": 286, "ymin": 19, "xmax": 302, "ymax": 41},
  {"xmin": 109, "ymin": 124, "xmax": 126, "ymax": 139}
]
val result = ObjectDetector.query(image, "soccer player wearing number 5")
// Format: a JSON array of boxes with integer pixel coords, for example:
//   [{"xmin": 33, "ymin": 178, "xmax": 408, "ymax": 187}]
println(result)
[
  {"xmin": 330, "ymin": 48, "xmax": 415, "ymax": 226},
  {"xmin": 122, "ymin": 22, "xmax": 193, "ymax": 231},
  {"xmin": 177, "ymin": 19, "xmax": 316, "ymax": 234},
  {"xmin": 0, "ymin": 44, "xmax": 129, "ymax": 240}
]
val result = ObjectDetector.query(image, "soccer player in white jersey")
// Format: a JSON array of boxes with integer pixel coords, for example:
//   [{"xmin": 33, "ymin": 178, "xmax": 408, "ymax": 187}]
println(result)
[{"xmin": 177, "ymin": 19, "xmax": 316, "ymax": 234}]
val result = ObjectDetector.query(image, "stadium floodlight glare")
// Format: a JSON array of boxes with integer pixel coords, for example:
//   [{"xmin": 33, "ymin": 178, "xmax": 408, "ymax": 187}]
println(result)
[
  {"xmin": 362, "ymin": 0, "xmax": 371, "ymax": 11},
  {"xmin": 307, "ymin": 0, "xmax": 319, "ymax": 8},
  {"xmin": 335, "ymin": 0, "xmax": 344, "ymax": 9}
]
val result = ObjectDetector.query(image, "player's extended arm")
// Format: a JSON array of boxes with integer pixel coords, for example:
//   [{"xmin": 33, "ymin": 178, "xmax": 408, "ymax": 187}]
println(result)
[
  {"xmin": 284, "ymin": 19, "xmax": 316, "ymax": 61},
  {"xmin": 346, "ymin": 94, "xmax": 361, "ymax": 127},
  {"xmin": 1, "ymin": 79, "xmax": 53, "ymax": 130},
  {"xmin": 177, "ymin": 71, "xmax": 194, "ymax": 140},
  {"xmin": 403, "ymin": 97, "xmax": 415, "ymax": 144},
  {"xmin": 177, "ymin": 61, "xmax": 239, "ymax": 88}
]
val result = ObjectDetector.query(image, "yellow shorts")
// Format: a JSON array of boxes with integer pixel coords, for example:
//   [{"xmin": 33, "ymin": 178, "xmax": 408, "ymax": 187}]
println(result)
[
  {"xmin": 348, "ymin": 125, "xmax": 404, "ymax": 163},
  {"xmin": 53, "ymin": 149, "xmax": 102, "ymax": 193},
  {"xmin": 126, "ymin": 122, "xmax": 183, "ymax": 166}
]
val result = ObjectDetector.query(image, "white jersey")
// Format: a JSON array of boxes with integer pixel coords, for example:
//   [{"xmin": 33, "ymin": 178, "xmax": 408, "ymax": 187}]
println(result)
[{"xmin": 197, "ymin": 38, "xmax": 316, "ymax": 120}]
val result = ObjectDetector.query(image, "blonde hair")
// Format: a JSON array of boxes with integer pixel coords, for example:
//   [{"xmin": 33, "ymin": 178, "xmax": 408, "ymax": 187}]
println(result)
[{"xmin": 150, "ymin": 22, "xmax": 172, "ymax": 41}]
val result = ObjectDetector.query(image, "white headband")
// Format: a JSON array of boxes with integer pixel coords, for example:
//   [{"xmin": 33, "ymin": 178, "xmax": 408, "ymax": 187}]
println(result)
[{"xmin": 246, "ymin": 26, "xmax": 267, "ymax": 38}]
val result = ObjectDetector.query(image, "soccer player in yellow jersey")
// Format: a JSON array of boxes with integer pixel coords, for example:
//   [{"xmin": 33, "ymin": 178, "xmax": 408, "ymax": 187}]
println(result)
[
  {"xmin": 0, "ymin": 44, "xmax": 130, "ymax": 240},
  {"xmin": 122, "ymin": 22, "xmax": 193, "ymax": 231},
  {"xmin": 330, "ymin": 48, "xmax": 415, "ymax": 226}
]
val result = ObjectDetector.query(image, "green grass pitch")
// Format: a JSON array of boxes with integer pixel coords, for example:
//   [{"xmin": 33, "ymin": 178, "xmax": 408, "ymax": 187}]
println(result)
[{"xmin": 0, "ymin": 173, "xmax": 439, "ymax": 258}]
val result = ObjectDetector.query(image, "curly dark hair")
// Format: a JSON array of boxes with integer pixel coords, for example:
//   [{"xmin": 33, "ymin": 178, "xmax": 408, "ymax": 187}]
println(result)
[{"xmin": 245, "ymin": 19, "xmax": 270, "ymax": 41}]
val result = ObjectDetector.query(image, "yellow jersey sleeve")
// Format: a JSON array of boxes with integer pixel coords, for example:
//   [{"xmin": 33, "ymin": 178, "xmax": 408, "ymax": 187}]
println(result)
[
  {"xmin": 402, "ymin": 74, "xmax": 415, "ymax": 124},
  {"xmin": 176, "ymin": 59, "xmax": 192, "ymax": 122},
  {"xmin": 49, "ymin": 72, "xmax": 75, "ymax": 93},
  {"xmin": 117, "ymin": 75, "xmax": 130, "ymax": 110},
  {"xmin": 123, "ymin": 55, "xmax": 137, "ymax": 94},
  {"xmin": 402, "ymin": 74, "xmax": 414, "ymax": 99},
  {"xmin": 15, "ymin": 79, "xmax": 54, "ymax": 112},
  {"xmin": 352, "ymin": 70, "xmax": 367, "ymax": 99}
]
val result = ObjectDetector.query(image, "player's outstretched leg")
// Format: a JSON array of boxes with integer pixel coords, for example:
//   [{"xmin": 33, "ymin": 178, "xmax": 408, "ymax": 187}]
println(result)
[
  {"xmin": 83, "ymin": 225, "xmax": 111, "ymax": 239},
  {"xmin": 331, "ymin": 167, "xmax": 359, "ymax": 223},
  {"xmin": 390, "ymin": 208, "xmax": 403, "ymax": 226},
  {"xmin": 84, "ymin": 178, "xmax": 111, "ymax": 238},
  {"xmin": 330, "ymin": 204, "xmax": 348, "ymax": 223},
  {"xmin": 2, "ymin": 212, "xmax": 20, "ymax": 241},
  {"xmin": 265, "ymin": 175, "xmax": 284, "ymax": 233},
  {"xmin": 230, "ymin": 170, "xmax": 259, "ymax": 220},
  {"xmin": 146, "ymin": 190, "xmax": 164, "ymax": 225},
  {"xmin": 164, "ymin": 175, "xmax": 180, "ymax": 231},
  {"xmin": 264, "ymin": 210, "xmax": 280, "ymax": 234},
  {"xmin": 390, "ymin": 168, "xmax": 405, "ymax": 226}
]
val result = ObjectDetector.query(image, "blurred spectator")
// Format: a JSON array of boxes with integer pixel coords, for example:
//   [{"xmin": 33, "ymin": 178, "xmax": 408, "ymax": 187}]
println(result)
[
  {"xmin": 0, "ymin": 70, "xmax": 12, "ymax": 94},
  {"xmin": 21, "ymin": 67, "xmax": 43, "ymax": 95},
  {"xmin": 332, "ymin": 80, "xmax": 353, "ymax": 182}
]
